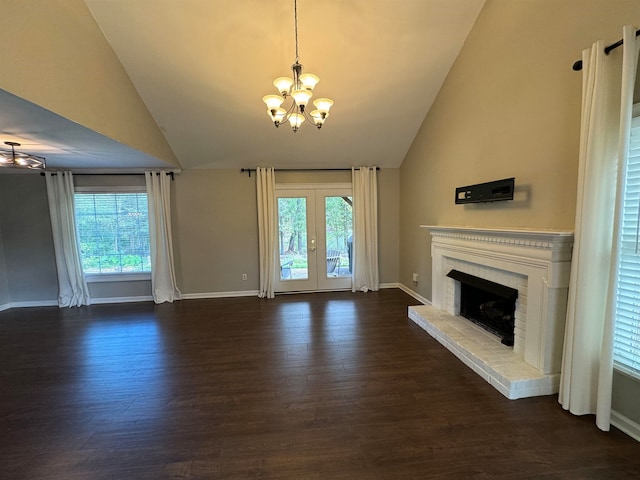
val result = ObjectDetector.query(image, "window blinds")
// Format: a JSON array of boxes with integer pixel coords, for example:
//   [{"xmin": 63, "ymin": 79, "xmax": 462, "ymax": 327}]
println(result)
[
  {"xmin": 74, "ymin": 193, "xmax": 151, "ymax": 274},
  {"xmin": 614, "ymin": 113, "xmax": 640, "ymax": 377}
]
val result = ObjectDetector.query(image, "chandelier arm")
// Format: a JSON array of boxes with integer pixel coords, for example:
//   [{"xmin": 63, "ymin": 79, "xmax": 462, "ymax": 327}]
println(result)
[
  {"xmin": 301, "ymin": 108, "xmax": 323, "ymax": 129},
  {"xmin": 301, "ymin": 109, "xmax": 314, "ymax": 122},
  {"xmin": 279, "ymin": 99, "xmax": 299, "ymax": 124}
]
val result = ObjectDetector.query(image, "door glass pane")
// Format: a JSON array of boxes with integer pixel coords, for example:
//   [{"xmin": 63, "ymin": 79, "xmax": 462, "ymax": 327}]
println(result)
[
  {"xmin": 325, "ymin": 196, "xmax": 353, "ymax": 278},
  {"xmin": 278, "ymin": 197, "xmax": 308, "ymax": 280}
]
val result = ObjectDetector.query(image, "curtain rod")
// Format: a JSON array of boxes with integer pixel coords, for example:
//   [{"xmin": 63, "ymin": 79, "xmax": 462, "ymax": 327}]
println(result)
[
  {"xmin": 40, "ymin": 171, "xmax": 175, "ymax": 180},
  {"xmin": 240, "ymin": 167, "xmax": 380, "ymax": 178},
  {"xmin": 572, "ymin": 29, "xmax": 640, "ymax": 71}
]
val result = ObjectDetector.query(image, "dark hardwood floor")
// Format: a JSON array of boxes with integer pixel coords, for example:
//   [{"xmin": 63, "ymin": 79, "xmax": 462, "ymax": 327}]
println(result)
[{"xmin": 1, "ymin": 289, "xmax": 638, "ymax": 479}]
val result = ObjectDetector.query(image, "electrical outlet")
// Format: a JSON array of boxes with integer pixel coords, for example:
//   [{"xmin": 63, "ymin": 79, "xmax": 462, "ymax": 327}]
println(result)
[
  {"xmin": 412, "ymin": 273, "xmax": 418, "ymax": 283},
  {"xmin": 242, "ymin": 273, "xmax": 247, "ymax": 281}
]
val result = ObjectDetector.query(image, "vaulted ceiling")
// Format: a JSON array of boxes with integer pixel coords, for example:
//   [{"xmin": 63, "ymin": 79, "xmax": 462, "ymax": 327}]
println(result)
[{"xmin": 0, "ymin": 0, "xmax": 485, "ymax": 171}]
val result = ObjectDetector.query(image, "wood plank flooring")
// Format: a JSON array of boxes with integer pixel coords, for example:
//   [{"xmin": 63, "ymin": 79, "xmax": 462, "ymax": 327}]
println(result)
[{"xmin": 1, "ymin": 289, "xmax": 639, "ymax": 479}]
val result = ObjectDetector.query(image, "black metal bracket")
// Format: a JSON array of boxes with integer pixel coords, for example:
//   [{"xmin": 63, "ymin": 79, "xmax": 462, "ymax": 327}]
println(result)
[{"xmin": 455, "ymin": 177, "xmax": 515, "ymax": 204}]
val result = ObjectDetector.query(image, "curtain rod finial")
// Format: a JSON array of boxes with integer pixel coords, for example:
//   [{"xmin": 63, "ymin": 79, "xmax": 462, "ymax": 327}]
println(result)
[{"xmin": 572, "ymin": 60, "xmax": 583, "ymax": 71}]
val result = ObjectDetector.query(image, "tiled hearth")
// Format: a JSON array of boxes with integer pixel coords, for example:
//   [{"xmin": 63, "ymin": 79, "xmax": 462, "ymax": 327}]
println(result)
[
  {"xmin": 409, "ymin": 305, "xmax": 556, "ymax": 398},
  {"xmin": 409, "ymin": 226, "xmax": 573, "ymax": 399}
]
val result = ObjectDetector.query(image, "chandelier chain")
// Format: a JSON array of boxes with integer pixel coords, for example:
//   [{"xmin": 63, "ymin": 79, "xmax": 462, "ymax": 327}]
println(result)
[{"xmin": 294, "ymin": 0, "xmax": 299, "ymax": 63}]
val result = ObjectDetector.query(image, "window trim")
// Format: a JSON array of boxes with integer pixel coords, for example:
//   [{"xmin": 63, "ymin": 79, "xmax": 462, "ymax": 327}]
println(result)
[
  {"xmin": 84, "ymin": 272, "xmax": 151, "ymax": 283},
  {"xmin": 75, "ymin": 185, "xmax": 146, "ymax": 193},
  {"xmin": 613, "ymin": 103, "xmax": 640, "ymax": 380},
  {"xmin": 615, "ymin": 362, "xmax": 640, "ymax": 382},
  {"xmin": 74, "ymin": 186, "xmax": 151, "ymax": 282}
]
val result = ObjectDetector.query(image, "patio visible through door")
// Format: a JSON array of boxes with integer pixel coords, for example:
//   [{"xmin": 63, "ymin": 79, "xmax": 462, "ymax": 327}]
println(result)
[{"xmin": 275, "ymin": 186, "xmax": 353, "ymax": 292}]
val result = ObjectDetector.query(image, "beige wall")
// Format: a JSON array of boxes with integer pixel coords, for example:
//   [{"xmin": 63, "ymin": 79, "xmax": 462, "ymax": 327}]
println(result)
[
  {"xmin": 173, "ymin": 170, "xmax": 259, "ymax": 294},
  {"xmin": 613, "ymin": 371, "xmax": 640, "ymax": 424},
  {"xmin": 377, "ymin": 169, "xmax": 400, "ymax": 284},
  {"xmin": 0, "ymin": 174, "xmax": 58, "ymax": 304},
  {"xmin": 172, "ymin": 168, "xmax": 400, "ymax": 295},
  {"xmin": 0, "ymin": 0, "xmax": 178, "ymax": 167},
  {"xmin": 399, "ymin": 0, "xmax": 640, "ymax": 301}
]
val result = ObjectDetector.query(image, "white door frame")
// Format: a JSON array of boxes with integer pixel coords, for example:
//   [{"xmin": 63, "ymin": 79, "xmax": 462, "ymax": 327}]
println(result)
[{"xmin": 275, "ymin": 183, "xmax": 352, "ymax": 293}]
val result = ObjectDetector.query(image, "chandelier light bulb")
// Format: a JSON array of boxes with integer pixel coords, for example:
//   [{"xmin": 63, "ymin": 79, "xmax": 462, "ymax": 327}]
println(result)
[
  {"xmin": 291, "ymin": 89, "xmax": 312, "ymax": 110},
  {"xmin": 299, "ymin": 73, "xmax": 319, "ymax": 91},
  {"xmin": 288, "ymin": 113, "xmax": 305, "ymax": 132},
  {"xmin": 272, "ymin": 108, "xmax": 287, "ymax": 125},
  {"xmin": 263, "ymin": 95, "xmax": 285, "ymax": 110},
  {"xmin": 273, "ymin": 77, "xmax": 294, "ymax": 96},
  {"xmin": 310, "ymin": 110, "xmax": 328, "ymax": 128},
  {"xmin": 313, "ymin": 97, "xmax": 333, "ymax": 113}
]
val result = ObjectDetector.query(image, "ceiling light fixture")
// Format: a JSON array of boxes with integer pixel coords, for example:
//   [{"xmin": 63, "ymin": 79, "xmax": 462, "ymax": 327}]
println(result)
[
  {"xmin": 263, "ymin": 0, "xmax": 334, "ymax": 132},
  {"xmin": 0, "ymin": 141, "xmax": 46, "ymax": 170}
]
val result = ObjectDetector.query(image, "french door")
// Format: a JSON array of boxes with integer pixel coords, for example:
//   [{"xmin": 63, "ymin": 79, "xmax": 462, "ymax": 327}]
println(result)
[{"xmin": 274, "ymin": 185, "xmax": 353, "ymax": 292}]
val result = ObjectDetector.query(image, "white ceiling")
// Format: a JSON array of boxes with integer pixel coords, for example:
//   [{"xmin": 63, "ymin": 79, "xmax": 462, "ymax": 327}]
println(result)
[{"xmin": 0, "ymin": 0, "xmax": 485, "ymax": 171}]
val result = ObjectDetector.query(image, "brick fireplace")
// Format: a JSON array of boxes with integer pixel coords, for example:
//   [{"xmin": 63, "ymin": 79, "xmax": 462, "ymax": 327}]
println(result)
[{"xmin": 408, "ymin": 226, "xmax": 573, "ymax": 399}]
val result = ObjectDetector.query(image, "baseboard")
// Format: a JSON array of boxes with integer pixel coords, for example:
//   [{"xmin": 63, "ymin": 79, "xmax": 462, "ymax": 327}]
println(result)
[
  {"xmin": 0, "ymin": 300, "xmax": 59, "ymax": 310},
  {"xmin": 398, "ymin": 283, "xmax": 431, "ymax": 305},
  {"xmin": 611, "ymin": 409, "xmax": 640, "ymax": 442},
  {"xmin": 184, "ymin": 287, "xmax": 399, "ymax": 298},
  {"xmin": 1, "ymin": 286, "xmax": 421, "ymax": 310},
  {"xmin": 90, "ymin": 295, "xmax": 154, "ymax": 305},
  {"xmin": 181, "ymin": 290, "xmax": 260, "ymax": 300},
  {"xmin": 0, "ymin": 297, "xmax": 155, "ymax": 310}
]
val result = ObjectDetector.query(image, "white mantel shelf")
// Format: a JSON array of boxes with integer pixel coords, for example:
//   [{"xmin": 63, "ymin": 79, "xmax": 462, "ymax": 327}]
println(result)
[
  {"xmin": 421, "ymin": 226, "xmax": 574, "ymax": 263},
  {"xmin": 421, "ymin": 225, "xmax": 573, "ymax": 247},
  {"xmin": 420, "ymin": 225, "xmax": 574, "ymax": 237}
]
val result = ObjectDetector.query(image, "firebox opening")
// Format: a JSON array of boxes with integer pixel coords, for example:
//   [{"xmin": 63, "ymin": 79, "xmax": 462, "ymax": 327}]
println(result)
[{"xmin": 446, "ymin": 270, "xmax": 518, "ymax": 346}]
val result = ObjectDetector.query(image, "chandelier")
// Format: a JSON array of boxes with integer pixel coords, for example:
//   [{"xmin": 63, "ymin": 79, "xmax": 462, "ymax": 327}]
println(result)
[
  {"xmin": 263, "ymin": 0, "xmax": 334, "ymax": 132},
  {"xmin": 0, "ymin": 141, "xmax": 46, "ymax": 170}
]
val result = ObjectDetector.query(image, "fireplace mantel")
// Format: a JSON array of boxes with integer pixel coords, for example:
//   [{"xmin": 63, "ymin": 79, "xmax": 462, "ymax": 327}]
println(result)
[
  {"xmin": 422, "ymin": 225, "xmax": 574, "ymax": 258},
  {"xmin": 409, "ymin": 225, "xmax": 574, "ymax": 399}
]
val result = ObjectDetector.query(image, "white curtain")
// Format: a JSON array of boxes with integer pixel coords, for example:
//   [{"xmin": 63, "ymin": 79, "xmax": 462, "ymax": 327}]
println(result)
[
  {"xmin": 145, "ymin": 171, "xmax": 181, "ymax": 303},
  {"xmin": 351, "ymin": 166, "xmax": 379, "ymax": 292},
  {"xmin": 559, "ymin": 26, "xmax": 640, "ymax": 431},
  {"xmin": 256, "ymin": 167, "xmax": 278, "ymax": 298},
  {"xmin": 44, "ymin": 171, "xmax": 91, "ymax": 307}
]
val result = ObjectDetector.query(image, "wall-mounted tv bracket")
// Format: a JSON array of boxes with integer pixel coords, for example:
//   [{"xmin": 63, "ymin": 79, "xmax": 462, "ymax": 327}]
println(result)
[{"xmin": 455, "ymin": 177, "xmax": 515, "ymax": 204}]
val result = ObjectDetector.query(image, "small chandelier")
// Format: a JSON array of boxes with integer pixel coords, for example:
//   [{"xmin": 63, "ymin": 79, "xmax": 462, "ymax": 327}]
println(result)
[
  {"xmin": 0, "ymin": 141, "xmax": 46, "ymax": 170},
  {"xmin": 263, "ymin": 0, "xmax": 334, "ymax": 132}
]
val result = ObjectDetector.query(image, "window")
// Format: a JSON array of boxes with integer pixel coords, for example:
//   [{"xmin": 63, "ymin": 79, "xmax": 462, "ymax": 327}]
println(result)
[
  {"xmin": 74, "ymin": 189, "xmax": 150, "ymax": 277},
  {"xmin": 614, "ymin": 107, "xmax": 640, "ymax": 378}
]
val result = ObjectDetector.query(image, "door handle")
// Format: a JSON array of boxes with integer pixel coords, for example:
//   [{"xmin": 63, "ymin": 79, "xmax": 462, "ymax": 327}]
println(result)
[{"xmin": 310, "ymin": 239, "xmax": 316, "ymax": 252}]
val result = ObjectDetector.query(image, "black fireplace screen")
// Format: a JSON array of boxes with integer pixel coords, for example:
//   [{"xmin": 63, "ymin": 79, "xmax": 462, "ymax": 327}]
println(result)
[{"xmin": 446, "ymin": 269, "xmax": 518, "ymax": 346}]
